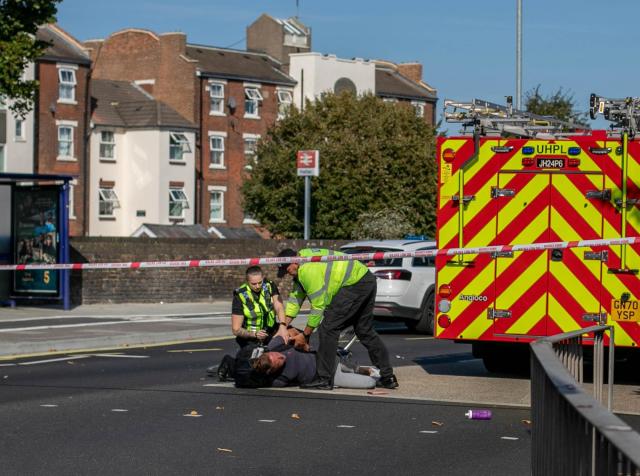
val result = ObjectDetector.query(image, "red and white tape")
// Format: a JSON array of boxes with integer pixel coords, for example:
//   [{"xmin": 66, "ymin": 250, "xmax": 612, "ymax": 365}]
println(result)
[{"xmin": 0, "ymin": 236, "xmax": 638, "ymax": 272}]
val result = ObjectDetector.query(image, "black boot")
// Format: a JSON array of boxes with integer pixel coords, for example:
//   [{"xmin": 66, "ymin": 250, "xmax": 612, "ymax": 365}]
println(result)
[
  {"xmin": 300, "ymin": 377, "xmax": 333, "ymax": 390},
  {"xmin": 377, "ymin": 374, "xmax": 399, "ymax": 389}
]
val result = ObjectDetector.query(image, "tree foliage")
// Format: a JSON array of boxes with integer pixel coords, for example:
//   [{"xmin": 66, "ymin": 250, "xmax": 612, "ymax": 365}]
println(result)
[
  {"xmin": 524, "ymin": 85, "xmax": 587, "ymax": 125},
  {"xmin": 0, "ymin": 0, "xmax": 60, "ymax": 117},
  {"xmin": 242, "ymin": 92, "xmax": 437, "ymax": 239}
]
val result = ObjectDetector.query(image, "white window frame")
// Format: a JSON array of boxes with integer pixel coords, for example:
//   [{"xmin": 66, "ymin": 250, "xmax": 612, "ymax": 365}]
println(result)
[
  {"xmin": 412, "ymin": 100, "xmax": 425, "ymax": 118},
  {"xmin": 276, "ymin": 89, "xmax": 293, "ymax": 120},
  {"xmin": 208, "ymin": 185, "xmax": 227, "ymax": 224},
  {"xmin": 169, "ymin": 132, "xmax": 191, "ymax": 162},
  {"xmin": 14, "ymin": 118, "xmax": 25, "ymax": 141},
  {"xmin": 68, "ymin": 179, "xmax": 77, "ymax": 220},
  {"xmin": 208, "ymin": 133, "xmax": 226, "ymax": 169},
  {"xmin": 382, "ymin": 97, "xmax": 398, "ymax": 103},
  {"xmin": 243, "ymin": 133, "xmax": 260, "ymax": 170},
  {"xmin": 99, "ymin": 130, "xmax": 116, "ymax": 161},
  {"xmin": 208, "ymin": 81, "xmax": 226, "ymax": 116},
  {"xmin": 169, "ymin": 188, "xmax": 190, "ymax": 219},
  {"xmin": 98, "ymin": 187, "xmax": 120, "ymax": 218},
  {"xmin": 57, "ymin": 64, "xmax": 77, "ymax": 104},
  {"xmin": 244, "ymin": 84, "xmax": 263, "ymax": 118},
  {"xmin": 56, "ymin": 121, "xmax": 77, "ymax": 161}
]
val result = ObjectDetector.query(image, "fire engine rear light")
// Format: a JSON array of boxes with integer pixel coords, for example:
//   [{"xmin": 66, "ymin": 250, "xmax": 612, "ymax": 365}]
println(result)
[
  {"xmin": 443, "ymin": 148, "xmax": 456, "ymax": 163},
  {"xmin": 589, "ymin": 147, "xmax": 611, "ymax": 155},
  {"xmin": 438, "ymin": 314, "xmax": 451, "ymax": 328},
  {"xmin": 438, "ymin": 284, "xmax": 452, "ymax": 298},
  {"xmin": 374, "ymin": 270, "xmax": 412, "ymax": 281},
  {"xmin": 522, "ymin": 157, "xmax": 534, "ymax": 166},
  {"xmin": 568, "ymin": 147, "xmax": 581, "ymax": 156},
  {"xmin": 568, "ymin": 158, "xmax": 580, "ymax": 167},
  {"xmin": 491, "ymin": 146, "xmax": 514, "ymax": 153},
  {"xmin": 522, "ymin": 146, "xmax": 534, "ymax": 155}
]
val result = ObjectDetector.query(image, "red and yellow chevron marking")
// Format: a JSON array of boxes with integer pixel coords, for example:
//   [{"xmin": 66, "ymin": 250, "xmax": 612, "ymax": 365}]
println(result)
[{"xmin": 435, "ymin": 134, "xmax": 640, "ymax": 347}]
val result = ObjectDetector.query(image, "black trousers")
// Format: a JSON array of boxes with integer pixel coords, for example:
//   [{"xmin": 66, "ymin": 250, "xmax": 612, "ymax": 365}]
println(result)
[{"xmin": 316, "ymin": 272, "xmax": 393, "ymax": 380}]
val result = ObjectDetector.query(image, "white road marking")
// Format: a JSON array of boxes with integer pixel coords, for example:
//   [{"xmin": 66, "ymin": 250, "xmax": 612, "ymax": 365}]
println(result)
[
  {"xmin": 167, "ymin": 348, "xmax": 222, "ymax": 353},
  {"xmin": 40, "ymin": 404, "xmax": 58, "ymax": 408},
  {"xmin": 419, "ymin": 430, "xmax": 438, "ymax": 434},
  {"xmin": 203, "ymin": 383, "xmax": 235, "ymax": 388},
  {"xmin": 111, "ymin": 409, "xmax": 129, "ymax": 412},
  {"xmin": 0, "ymin": 316, "xmax": 230, "ymax": 333},
  {"xmin": 18, "ymin": 355, "xmax": 90, "ymax": 365},
  {"xmin": 336, "ymin": 425, "xmax": 355, "ymax": 428},
  {"xmin": 0, "ymin": 363, "xmax": 16, "ymax": 367},
  {"xmin": 183, "ymin": 413, "xmax": 203, "ymax": 418},
  {"xmin": 501, "ymin": 436, "xmax": 519, "ymax": 441},
  {"xmin": 259, "ymin": 420, "xmax": 276, "ymax": 423},
  {"xmin": 91, "ymin": 353, "xmax": 149, "ymax": 359}
]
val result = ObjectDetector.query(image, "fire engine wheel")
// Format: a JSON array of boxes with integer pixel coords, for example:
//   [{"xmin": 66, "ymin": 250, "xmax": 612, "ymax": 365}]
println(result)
[{"xmin": 409, "ymin": 289, "xmax": 435, "ymax": 335}]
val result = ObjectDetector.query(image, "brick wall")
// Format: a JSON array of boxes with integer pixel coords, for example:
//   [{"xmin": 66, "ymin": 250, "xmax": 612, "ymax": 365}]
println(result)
[
  {"xmin": 199, "ymin": 78, "xmax": 281, "ymax": 227},
  {"xmin": 70, "ymin": 238, "xmax": 347, "ymax": 304},
  {"xmin": 36, "ymin": 60, "xmax": 90, "ymax": 236}
]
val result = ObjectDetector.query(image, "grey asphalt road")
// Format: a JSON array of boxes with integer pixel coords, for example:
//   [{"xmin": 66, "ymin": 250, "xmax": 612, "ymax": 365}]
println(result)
[{"xmin": 0, "ymin": 326, "xmax": 533, "ymax": 476}]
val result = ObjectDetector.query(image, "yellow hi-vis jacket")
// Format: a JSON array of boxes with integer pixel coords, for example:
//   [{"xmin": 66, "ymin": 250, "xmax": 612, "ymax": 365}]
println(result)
[{"xmin": 285, "ymin": 248, "xmax": 369, "ymax": 328}]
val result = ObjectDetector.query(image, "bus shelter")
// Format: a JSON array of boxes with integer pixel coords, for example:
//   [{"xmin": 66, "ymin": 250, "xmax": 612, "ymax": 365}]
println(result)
[{"xmin": 0, "ymin": 173, "xmax": 72, "ymax": 310}]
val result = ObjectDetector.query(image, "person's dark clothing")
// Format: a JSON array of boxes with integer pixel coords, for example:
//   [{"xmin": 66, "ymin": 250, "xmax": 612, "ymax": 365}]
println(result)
[
  {"xmin": 267, "ymin": 336, "xmax": 316, "ymax": 387},
  {"xmin": 316, "ymin": 271, "xmax": 393, "ymax": 381}
]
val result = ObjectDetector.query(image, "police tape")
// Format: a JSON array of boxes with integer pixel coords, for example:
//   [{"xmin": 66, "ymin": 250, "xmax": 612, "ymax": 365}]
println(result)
[{"xmin": 0, "ymin": 236, "xmax": 638, "ymax": 272}]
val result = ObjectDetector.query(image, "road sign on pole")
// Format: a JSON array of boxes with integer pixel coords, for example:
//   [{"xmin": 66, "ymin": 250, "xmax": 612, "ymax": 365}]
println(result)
[
  {"xmin": 297, "ymin": 150, "xmax": 320, "ymax": 239},
  {"xmin": 296, "ymin": 150, "xmax": 320, "ymax": 176}
]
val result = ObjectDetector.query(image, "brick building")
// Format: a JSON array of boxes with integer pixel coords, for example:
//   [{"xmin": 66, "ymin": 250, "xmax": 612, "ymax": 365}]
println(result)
[
  {"xmin": 35, "ymin": 24, "xmax": 92, "ymax": 236},
  {"xmin": 85, "ymin": 29, "xmax": 296, "ymax": 229}
]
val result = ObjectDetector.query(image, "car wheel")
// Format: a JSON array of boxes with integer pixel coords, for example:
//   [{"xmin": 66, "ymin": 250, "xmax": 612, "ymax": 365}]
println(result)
[{"xmin": 413, "ymin": 288, "xmax": 435, "ymax": 335}]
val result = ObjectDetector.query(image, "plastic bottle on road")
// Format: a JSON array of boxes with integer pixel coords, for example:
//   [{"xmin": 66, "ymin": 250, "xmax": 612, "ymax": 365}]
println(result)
[{"xmin": 465, "ymin": 409, "xmax": 492, "ymax": 420}]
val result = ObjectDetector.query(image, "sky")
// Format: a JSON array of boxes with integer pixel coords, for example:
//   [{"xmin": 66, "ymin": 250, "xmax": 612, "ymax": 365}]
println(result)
[{"xmin": 57, "ymin": 0, "xmax": 640, "ymax": 131}]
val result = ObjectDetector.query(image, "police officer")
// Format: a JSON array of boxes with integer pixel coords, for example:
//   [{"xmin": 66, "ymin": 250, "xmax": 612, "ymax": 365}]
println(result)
[
  {"xmin": 275, "ymin": 248, "xmax": 398, "ymax": 390},
  {"xmin": 231, "ymin": 265, "xmax": 286, "ymax": 348}
]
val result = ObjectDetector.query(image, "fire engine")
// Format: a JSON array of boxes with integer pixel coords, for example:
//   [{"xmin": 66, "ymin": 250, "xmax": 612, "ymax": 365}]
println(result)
[{"xmin": 434, "ymin": 95, "xmax": 640, "ymax": 371}]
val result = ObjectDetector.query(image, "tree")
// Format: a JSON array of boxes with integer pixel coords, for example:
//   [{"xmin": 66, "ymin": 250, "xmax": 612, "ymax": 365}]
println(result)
[
  {"xmin": 524, "ymin": 85, "xmax": 588, "ymax": 125},
  {"xmin": 0, "ymin": 0, "xmax": 60, "ymax": 117},
  {"xmin": 242, "ymin": 92, "xmax": 437, "ymax": 239}
]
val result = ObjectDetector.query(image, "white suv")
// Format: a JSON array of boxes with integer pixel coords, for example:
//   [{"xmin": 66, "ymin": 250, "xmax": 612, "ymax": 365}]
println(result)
[{"xmin": 340, "ymin": 239, "xmax": 436, "ymax": 334}]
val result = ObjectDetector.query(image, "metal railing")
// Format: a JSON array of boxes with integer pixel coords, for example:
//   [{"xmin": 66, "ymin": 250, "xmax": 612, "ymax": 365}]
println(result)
[{"xmin": 530, "ymin": 325, "xmax": 640, "ymax": 476}]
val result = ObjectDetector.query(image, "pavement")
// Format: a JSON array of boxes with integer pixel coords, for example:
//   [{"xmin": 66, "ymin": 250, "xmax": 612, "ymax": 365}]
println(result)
[{"xmin": 0, "ymin": 301, "xmax": 638, "ymax": 415}]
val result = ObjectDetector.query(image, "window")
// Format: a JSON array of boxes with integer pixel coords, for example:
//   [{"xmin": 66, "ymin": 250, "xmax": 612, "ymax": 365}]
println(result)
[
  {"xmin": 68, "ymin": 180, "xmax": 77, "ymax": 219},
  {"xmin": 412, "ymin": 101, "xmax": 425, "ymax": 118},
  {"xmin": 209, "ymin": 82, "xmax": 225, "ymax": 115},
  {"xmin": 382, "ymin": 97, "xmax": 397, "ymax": 103},
  {"xmin": 277, "ymin": 89, "xmax": 293, "ymax": 119},
  {"xmin": 0, "ymin": 96, "xmax": 6, "ymax": 110},
  {"xmin": 99, "ymin": 188, "xmax": 120, "ymax": 217},
  {"xmin": 208, "ymin": 187, "xmax": 226, "ymax": 223},
  {"xmin": 58, "ymin": 125, "xmax": 74, "ymax": 158},
  {"xmin": 58, "ymin": 68, "xmax": 76, "ymax": 102},
  {"xmin": 0, "ymin": 145, "xmax": 5, "ymax": 172},
  {"xmin": 15, "ymin": 119, "xmax": 25, "ymax": 141},
  {"xmin": 209, "ymin": 135, "xmax": 225, "ymax": 168},
  {"xmin": 99, "ymin": 131, "xmax": 115, "ymax": 160},
  {"xmin": 169, "ymin": 188, "xmax": 190, "ymax": 218},
  {"xmin": 169, "ymin": 132, "xmax": 191, "ymax": 161},
  {"xmin": 244, "ymin": 87, "xmax": 262, "ymax": 117},
  {"xmin": 341, "ymin": 247, "xmax": 403, "ymax": 267},
  {"xmin": 243, "ymin": 134, "xmax": 259, "ymax": 170}
]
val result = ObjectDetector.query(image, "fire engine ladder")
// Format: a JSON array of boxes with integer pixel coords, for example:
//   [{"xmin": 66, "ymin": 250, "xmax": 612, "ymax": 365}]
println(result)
[
  {"xmin": 443, "ymin": 98, "xmax": 588, "ymax": 262},
  {"xmin": 590, "ymin": 94, "xmax": 640, "ymax": 273}
]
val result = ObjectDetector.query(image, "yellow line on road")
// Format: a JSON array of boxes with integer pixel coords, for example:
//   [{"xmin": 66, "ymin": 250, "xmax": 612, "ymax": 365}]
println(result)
[{"xmin": 0, "ymin": 335, "xmax": 235, "ymax": 362}]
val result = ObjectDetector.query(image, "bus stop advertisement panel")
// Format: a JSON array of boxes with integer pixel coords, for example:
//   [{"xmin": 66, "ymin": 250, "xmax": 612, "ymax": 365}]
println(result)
[{"xmin": 0, "ymin": 173, "xmax": 71, "ymax": 309}]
